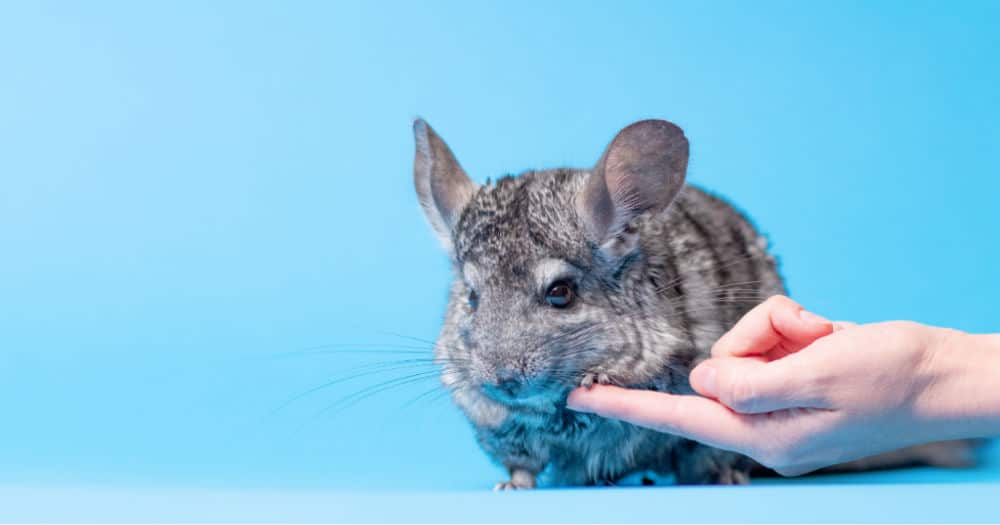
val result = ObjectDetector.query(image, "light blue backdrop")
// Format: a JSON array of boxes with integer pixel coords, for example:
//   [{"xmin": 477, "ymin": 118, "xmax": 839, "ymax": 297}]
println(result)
[{"xmin": 1, "ymin": 0, "xmax": 998, "ymax": 511}]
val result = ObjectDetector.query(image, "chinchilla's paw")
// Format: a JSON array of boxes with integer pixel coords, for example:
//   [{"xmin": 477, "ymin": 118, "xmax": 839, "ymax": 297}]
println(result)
[
  {"xmin": 493, "ymin": 469, "xmax": 537, "ymax": 491},
  {"xmin": 493, "ymin": 479, "xmax": 535, "ymax": 491},
  {"xmin": 579, "ymin": 372, "xmax": 612, "ymax": 388},
  {"xmin": 716, "ymin": 467, "xmax": 751, "ymax": 485}
]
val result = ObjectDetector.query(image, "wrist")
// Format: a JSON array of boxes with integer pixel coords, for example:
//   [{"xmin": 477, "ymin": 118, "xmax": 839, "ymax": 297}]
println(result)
[{"xmin": 918, "ymin": 328, "xmax": 1000, "ymax": 440}]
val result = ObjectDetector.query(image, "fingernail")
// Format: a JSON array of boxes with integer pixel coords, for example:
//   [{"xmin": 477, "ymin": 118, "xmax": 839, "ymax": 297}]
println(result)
[
  {"xmin": 799, "ymin": 309, "xmax": 829, "ymax": 325},
  {"xmin": 691, "ymin": 364, "xmax": 718, "ymax": 397}
]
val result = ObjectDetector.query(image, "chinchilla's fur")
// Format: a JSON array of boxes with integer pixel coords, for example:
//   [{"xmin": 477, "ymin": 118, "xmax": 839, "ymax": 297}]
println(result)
[{"xmin": 411, "ymin": 119, "xmax": 977, "ymax": 489}]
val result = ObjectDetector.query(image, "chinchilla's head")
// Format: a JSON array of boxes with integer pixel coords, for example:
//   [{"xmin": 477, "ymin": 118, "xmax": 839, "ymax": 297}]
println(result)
[{"xmin": 413, "ymin": 119, "xmax": 688, "ymax": 408}]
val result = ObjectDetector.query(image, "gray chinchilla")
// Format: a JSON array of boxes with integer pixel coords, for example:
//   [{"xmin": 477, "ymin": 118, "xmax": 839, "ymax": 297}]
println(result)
[{"xmin": 411, "ymin": 118, "xmax": 977, "ymax": 489}]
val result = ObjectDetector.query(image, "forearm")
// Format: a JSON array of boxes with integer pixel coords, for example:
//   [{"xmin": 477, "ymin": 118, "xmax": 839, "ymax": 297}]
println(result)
[{"xmin": 919, "ymin": 329, "xmax": 1000, "ymax": 441}]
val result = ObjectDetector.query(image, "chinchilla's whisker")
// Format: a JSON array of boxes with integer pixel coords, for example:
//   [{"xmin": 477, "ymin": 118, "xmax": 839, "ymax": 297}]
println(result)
[
  {"xmin": 285, "ymin": 332, "xmax": 471, "ymax": 363},
  {"xmin": 272, "ymin": 361, "xmax": 456, "ymax": 415},
  {"xmin": 302, "ymin": 342, "xmax": 435, "ymax": 351},
  {"xmin": 662, "ymin": 287, "xmax": 768, "ymax": 307},
  {"xmin": 423, "ymin": 383, "xmax": 468, "ymax": 410},
  {"xmin": 427, "ymin": 387, "xmax": 455, "ymax": 405},
  {"xmin": 297, "ymin": 375, "xmax": 443, "ymax": 432},
  {"xmin": 332, "ymin": 369, "xmax": 444, "ymax": 407},
  {"xmin": 711, "ymin": 290, "xmax": 767, "ymax": 297},
  {"xmin": 376, "ymin": 331, "xmax": 443, "ymax": 347},
  {"xmin": 601, "ymin": 292, "xmax": 768, "ymax": 324},
  {"xmin": 656, "ymin": 271, "xmax": 765, "ymax": 300},
  {"xmin": 273, "ymin": 349, "xmax": 432, "ymax": 359},
  {"xmin": 314, "ymin": 371, "xmax": 442, "ymax": 418},
  {"xmin": 653, "ymin": 253, "xmax": 763, "ymax": 296},
  {"xmin": 698, "ymin": 279, "xmax": 766, "ymax": 290},
  {"xmin": 255, "ymin": 350, "xmax": 432, "ymax": 363},
  {"xmin": 341, "ymin": 355, "xmax": 468, "ymax": 372},
  {"xmin": 334, "ymin": 358, "xmax": 451, "ymax": 377},
  {"xmin": 717, "ymin": 286, "xmax": 767, "ymax": 292},
  {"xmin": 672, "ymin": 303, "xmax": 765, "ymax": 316},
  {"xmin": 332, "ymin": 354, "xmax": 474, "ymax": 372},
  {"xmin": 675, "ymin": 287, "xmax": 765, "ymax": 300},
  {"xmin": 256, "ymin": 343, "xmax": 442, "ymax": 362},
  {"xmin": 681, "ymin": 297, "xmax": 766, "ymax": 308},
  {"xmin": 706, "ymin": 296, "xmax": 769, "ymax": 303},
  {"xmin": 399, "ymin": 383, "xmax": 451, "ymax": 411},
  {"xmin": 365, "ymin": 332, "xmax": 480, "ymax": 363},
  {"xmin": 290, "ymin": 341, "xmax": 437, "ymax": 352},
  {"xmin": 709, "ymin": 279, "xmax": 765, "ymax": 288},
  {"xmin": 692, "ymin": 288, "xmax": 766, "ymax": 299}
]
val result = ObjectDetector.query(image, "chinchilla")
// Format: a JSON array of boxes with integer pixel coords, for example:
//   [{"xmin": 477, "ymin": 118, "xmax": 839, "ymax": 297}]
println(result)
[{"xmin": 411, "ymin": 118, "xmax": 978, "ymax": 489}]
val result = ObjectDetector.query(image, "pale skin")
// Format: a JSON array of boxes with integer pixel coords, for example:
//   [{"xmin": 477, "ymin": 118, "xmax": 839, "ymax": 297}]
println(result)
[{"xmin": 567, "ymin": 295, "xmax": 1000, "ymax": 476}]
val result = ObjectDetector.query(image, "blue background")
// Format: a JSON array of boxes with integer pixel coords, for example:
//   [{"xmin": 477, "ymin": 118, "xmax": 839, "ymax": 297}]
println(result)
[{"xmin": 1, "ymin": 0, "xmax": 999, "ymax": 521}]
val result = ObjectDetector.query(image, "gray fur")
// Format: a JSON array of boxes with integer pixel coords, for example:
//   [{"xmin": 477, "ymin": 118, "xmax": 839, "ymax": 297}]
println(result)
[{"xmin": 411, "ymin": 119, "xmax": 975, "ymax": 489}]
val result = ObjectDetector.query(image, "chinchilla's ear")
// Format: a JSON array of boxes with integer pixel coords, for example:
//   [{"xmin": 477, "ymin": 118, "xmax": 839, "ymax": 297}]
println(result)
[
  {"xmin": 413, "ymin": 118, "xmax": 477, "ymax": 254},
  {"xmin": 577, "ymin": 119, "xmax": 688, "ymax": 256}
]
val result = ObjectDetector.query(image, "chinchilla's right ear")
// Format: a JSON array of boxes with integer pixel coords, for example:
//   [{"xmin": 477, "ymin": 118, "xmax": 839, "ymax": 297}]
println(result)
[
  {"xmin": 413, "ymin": 118, "xmax": 477, "ymax": 255},
  {"xmin": 577, "ymin": 119, "xmax": 688, "ymax": 258}
]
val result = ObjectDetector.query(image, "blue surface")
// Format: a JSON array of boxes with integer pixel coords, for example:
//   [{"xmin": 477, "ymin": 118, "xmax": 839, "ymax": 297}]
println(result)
[
  {"xmin": 1, "ymin": 0, "xmax": 999, "ymax": 522},
  {"xmin": 2, "ymin": 483, "xmax": 1000, "ymax": 523}
]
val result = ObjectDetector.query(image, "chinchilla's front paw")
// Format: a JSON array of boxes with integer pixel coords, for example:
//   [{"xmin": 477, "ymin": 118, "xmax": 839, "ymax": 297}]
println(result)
[
  {"xmin": 579, "ymin": 372, "xmax": 612, "ymax": 388},
  {"xmin": 493, "ymin": 480, "xmax": 533, "ymax": 491},
  {"xmin": 493, "ymin": 469, "xmax": 537, "ymax": 491},
  {"xmin": 715, "ymin": 467, "xmax": 751, "ymax": 485}
]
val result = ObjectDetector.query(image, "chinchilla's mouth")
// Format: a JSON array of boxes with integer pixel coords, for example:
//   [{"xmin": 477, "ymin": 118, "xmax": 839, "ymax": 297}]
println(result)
[{"xmin": 481, "ymin": 381, "xmax": 570, "ymax": 408}]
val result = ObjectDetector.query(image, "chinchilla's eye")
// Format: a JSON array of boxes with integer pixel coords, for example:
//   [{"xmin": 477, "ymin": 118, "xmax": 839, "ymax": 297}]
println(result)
[
  {"xmin": 545, "ymin": 281, "xmax": 575, "ymax": 308},
  {"xmin": 468, "ymin": 289, "xmax": 479, "ymax": 310}
]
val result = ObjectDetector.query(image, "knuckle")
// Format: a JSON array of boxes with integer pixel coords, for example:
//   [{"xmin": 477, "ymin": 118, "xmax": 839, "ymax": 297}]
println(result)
[{"xmin": 766, "ymin": 294, "xmax": 793, "ymax": 308}]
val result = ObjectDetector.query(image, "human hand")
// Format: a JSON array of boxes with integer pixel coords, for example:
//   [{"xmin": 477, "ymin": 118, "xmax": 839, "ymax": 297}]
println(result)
[{"xmin": 567, "ymin": 295, "xmax": 997, "ymax": 475}]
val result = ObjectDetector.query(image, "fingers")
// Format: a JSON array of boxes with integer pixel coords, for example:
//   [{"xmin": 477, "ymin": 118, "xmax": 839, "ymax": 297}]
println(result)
[
  {"xmin": 690, "ymin": 355, "xmax": 826, "ymax": 413},
  {"xmin": 566, "ymin": 385, "xmax": 753, "ymax": 453},
  {"xmin": 712, "ymin": 295, "xmax": 834, "ymax": 358}
]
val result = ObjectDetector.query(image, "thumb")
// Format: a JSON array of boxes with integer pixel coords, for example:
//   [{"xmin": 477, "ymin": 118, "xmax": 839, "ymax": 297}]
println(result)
[{"xmin": 690, "ymin": 356, "xmax": 823, "ymax": 414}]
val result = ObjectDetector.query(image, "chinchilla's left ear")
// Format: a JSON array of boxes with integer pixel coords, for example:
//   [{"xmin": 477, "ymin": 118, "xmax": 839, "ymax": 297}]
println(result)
[
  {"xmin": 413, "ymin": 118, "xmax": 477, "ymax": 255},
  {"xmin": 576, "ymin": 119, "xmax": 688, "ymax": 256}
]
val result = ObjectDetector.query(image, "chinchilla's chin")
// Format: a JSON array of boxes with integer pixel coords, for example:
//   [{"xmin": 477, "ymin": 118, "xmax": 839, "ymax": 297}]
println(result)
[{"xmin": 481, "ymin": 381, "xmax": 571, "ymax": 410}]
